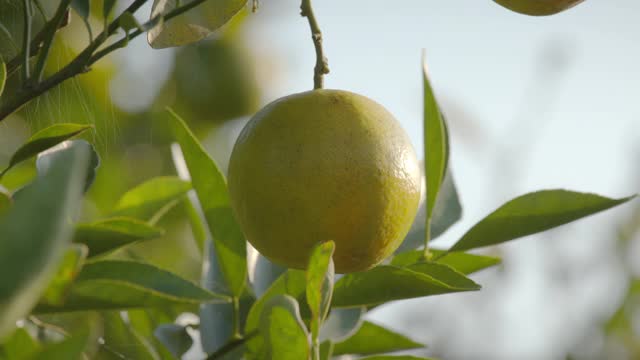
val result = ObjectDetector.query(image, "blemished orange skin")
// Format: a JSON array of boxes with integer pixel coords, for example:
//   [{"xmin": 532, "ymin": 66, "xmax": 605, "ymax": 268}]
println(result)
[
  {"xmin": 228, "ymin": 89, "xmax": 421, "ymax": 273},
  {"xmin": 494, "ymin": 0, "xmax": 585, "ymax": 16}
]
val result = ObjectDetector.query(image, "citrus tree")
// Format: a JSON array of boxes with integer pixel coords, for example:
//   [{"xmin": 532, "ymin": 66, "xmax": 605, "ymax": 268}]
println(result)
[{"xmin": 0, "ymin": 0, "xmax": 636, "ymax": 359}]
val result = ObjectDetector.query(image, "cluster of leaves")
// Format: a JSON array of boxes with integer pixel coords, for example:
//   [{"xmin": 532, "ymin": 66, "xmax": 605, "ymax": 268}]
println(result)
[
  {"xmin": 0, "ymin": 59, "xmax": 634, "ymax": 359},
  {"xmin": 0, "ymin": 0, "xmax": 251, "ymax": 121}
]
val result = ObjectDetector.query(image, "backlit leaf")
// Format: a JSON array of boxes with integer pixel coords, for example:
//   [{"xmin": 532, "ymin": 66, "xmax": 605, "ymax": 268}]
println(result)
[
  {"xmin": 332, "ymin": 321, "xmax": 424, "ymax": 356},
  {"xmin": 260, "ymin": 295, "xmax": 310, "ymax": 360},
  {"xmin": 406, "ymin": 262, "xmax": 480, "ymax": 290},
  {"xmin": 332, "ymin": 265, "xmax": 479, "ymax": 308},
  {"xmin": 450, "ymin": 190, "xmax": 637, "ymax": 252},
  {"xmin": 306, "ymin": 241, "xmax": 335, "ymax": 340},
  {"xmin": 39, "ymin": 244, "xmax": 88, "ymax": 306},
  {"xmin": 244, "ymin": 270, "xmax": 306, "ymax": 357},
  {"xmin": 73, "ymin": 217, "xmax": 164, "ymax": 257},
  {"xmin": 112, "ymin": 176, "xmax": 191, "ymax": 221},
  {"xmin": 148, "ymin": 0, "xmax": 247, "ymax": 49},
  {"xmin": 0, "ymin": 124, "xmax": 92, "ymax": 178},
  {"xmin": 422, "ymin": 55, "xmax": 448, "ymax": 222},
  {"xmin": 35, "ymin": 260, "xmax": 228, "ymax": 312},
  {"xmin": 167, "ymin": 109, "xmax": 247, "ymax": 297},
  {"xmin": 392, "ymin": 249, "xmax": 501, "ymax": 275}
]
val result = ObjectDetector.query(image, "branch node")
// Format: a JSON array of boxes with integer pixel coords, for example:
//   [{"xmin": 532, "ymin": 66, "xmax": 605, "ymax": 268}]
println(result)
[{"xmin": 301, "ymin": 0, "xmax": 329, "ymax": 90}]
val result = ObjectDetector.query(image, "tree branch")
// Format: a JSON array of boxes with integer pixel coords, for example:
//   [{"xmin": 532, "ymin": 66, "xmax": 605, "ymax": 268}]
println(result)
[
  {"xmin": 33, "ymin": 0, "xmax": 71, "ymax": 82},
  {"xmin": 0, "ymin": 0, "xmax": 215, "ymax": 123},
  {"xmin": 300, "ymin": 0, "xmax": 329, "ymax": 89}
]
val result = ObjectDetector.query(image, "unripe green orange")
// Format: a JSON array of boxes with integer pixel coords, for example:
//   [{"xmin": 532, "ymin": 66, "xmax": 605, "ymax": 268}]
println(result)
[
  {"xmin": 494, "ymin": 0, "xmax": 584, "ymax": 16},
  {"xmin": 228, "ymin": 89, "xmax": 421, "ymax": 273}
]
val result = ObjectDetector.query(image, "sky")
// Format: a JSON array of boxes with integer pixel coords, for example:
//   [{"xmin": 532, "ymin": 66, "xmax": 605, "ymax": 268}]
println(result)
[{"xmin": 110, "ymin": 1, "xmax": 640, "ymax": 358}]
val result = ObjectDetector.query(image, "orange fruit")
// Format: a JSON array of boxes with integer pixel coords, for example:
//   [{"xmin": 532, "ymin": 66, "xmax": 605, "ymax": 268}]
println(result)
[
  {"xmin": 494, "ymin": 0, "xmax": 584, "ymax": 16},
  {"xmin": 228, "ymin": 89, "xmax": 421, "ymax": 273}
]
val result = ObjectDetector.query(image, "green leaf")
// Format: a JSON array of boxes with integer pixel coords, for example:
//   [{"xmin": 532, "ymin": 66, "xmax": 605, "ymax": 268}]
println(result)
[
  {"xmin": 0, "ymin": 185, "xmax": 11, "ymax": 215},
  {"xmin": 36, "ymin": 140, "xmax": 100, "ymax": 193},
  {"xmin": 422, "ymin": 55, "xmax": 448, "ymax": 222},
  {"xmin": 35, "ymin": 260, "xmax": 229, "ymax": 312},
  {"xmin": 103, "ymin": 0, "xmax": 117, "ymax": 19},
  {"xmin": 396, "ymin": 169, "xmax": 462, "ymax": 253},
  {"xmin": 147, "ymin": 0, "xmax": 246, "ymax": 49},
  {"xmin": 112, "ymin": 176, "xmax": 191, "ymax": 221},
  {"xmin": 359, "ymin": 356, "xmax": 437, "ymax": 360},
  {"xmin": 96, "ymin": 312, "xmax": 158, "ymax": 360},
  {"xmin": 429, "ymin": 169, "xmax": 461, "ymax": 237},
  {"xmin": 127, "ymin": 309, "xmax": 179, "ymax": 360},
  {"xmin": 182, "ymin": 195, "xmax": 207, "ymax": 254},
  {"xmin": 392, "ymin": 250, "xmax": 501, "ymax": 275},
  {"xmin": 332, "ymin": 321, "xmax": 424, "ymax": 356},
  {"xmin": 319, "ymin": 341, "xmax": 333, "ymax": 360},
  {"xmin": 39, "ymin": 244, "xmax": 88, "ymax": 306},
  {"xmin": 167, "ymin": 109, "xmax": 247, "ymax": 297},
  {"xmin": 0, "ymin": 124, "xmax": 92, "ymax": 178},
  {"xmin": 260, "ymin": 295, "xmax": 310, "ymax": 360},
  {"xmin": 406, "ymin": 262, "xmax": 480, "ymax": 290},
  {"xmin": 331, "ymin": 265, "xmax": 479, "ymax": 308},
  {"xmin": 0, "ymin": 143, "xmax": 89, "ymax": 340},
  {"xmin": 244, "ymin": 270, "xmax": 306, "ymax": 357},
  {"xmin": 306, "ymin": 241, "xmax": 335, "ymax": 341},
  {"xmin": 154, "ymin": 324, "xmax": 193, "ymax": 358},
  {"xmin": 0, "ymin": 55, "xmax": 6, "ymax": 97},
  {"xmin": 73, "ymin": 217, "xmax": 164, "ymax": 257},
  {"xmin": 27, "ymin": 332, "xmax": 88, "ymax": 360},
  {"xmin": 120, "ymin": 11, "xmax": 141, "ymax": 32},
  {"xmin": 0, "ymin": 328, "xmax": 40, "ymax": 359},
  {"xmin": 71, "ymin": 0, "xmax": 90, "ymax": 19},
  {"xmin": 319, "ymin": 307, "xmax": 365, "ymax": 342},
  {"xmin": 450, "ymin": 190, "xmax": 637, "ymax": 252}
]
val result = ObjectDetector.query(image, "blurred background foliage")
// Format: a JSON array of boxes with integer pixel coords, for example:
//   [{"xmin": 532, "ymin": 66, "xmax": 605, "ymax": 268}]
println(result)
[{"xmin": 0, "ymin": 0, "xmax": 638, "ymax": 359}]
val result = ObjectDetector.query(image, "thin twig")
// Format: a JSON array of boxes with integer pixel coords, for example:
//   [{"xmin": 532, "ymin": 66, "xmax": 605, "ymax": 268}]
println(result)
[
  {"xmin": 422, "ymin": 219, "xmax": 432, "ymax": 260},
  {"xmin": 7, "ymin": 7, "xmax": 71, "ymax": 77},
  {"xmin": 232, "ymin": 297, "xmax": 241, "ymax": 338},
  {"xmin": 21, "ymin": 0, "xmax": 32, "ymax": 82},
  {"xmin": 90, "ymin": 0, "xmax": 209, "ymax": 64},
  {"xmin": 205, "ymin": 331, "xmax": 258, "ymax": 360},
  {"xmin": 300, "ymin": 0, "xmax": 329, "ymax": 89},
  {"xmin": 31, "ymin": 0, "xmax": 46, "ymax": 22},
  {"xmin": 33, "ymin": 0, "xmax": 72, "ymax": 82}
]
